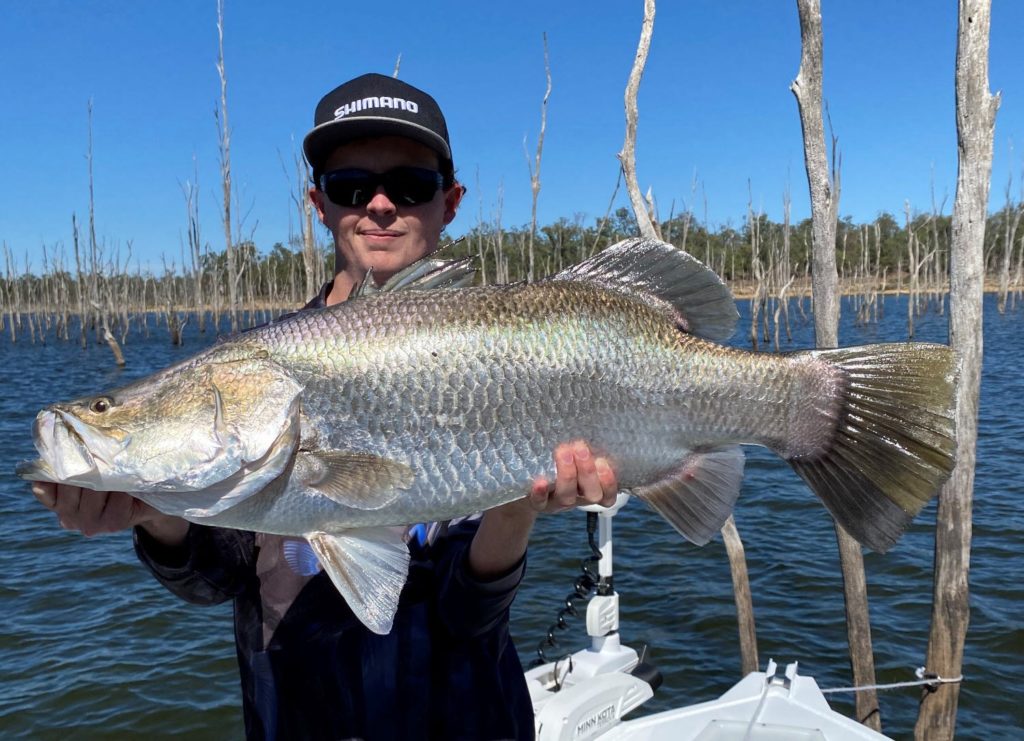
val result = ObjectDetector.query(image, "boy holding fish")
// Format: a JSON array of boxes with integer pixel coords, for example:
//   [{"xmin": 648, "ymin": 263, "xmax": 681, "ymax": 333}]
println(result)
[{"xmin": 31, "ymin": 73, "xmax": 618, "ymax": 740}]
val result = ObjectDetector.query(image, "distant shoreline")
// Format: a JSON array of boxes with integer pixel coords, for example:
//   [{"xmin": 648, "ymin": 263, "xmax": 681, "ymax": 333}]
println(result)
[{"xmin": 723, "ymin": 280, "xmax": 1011, "ymax": 301}]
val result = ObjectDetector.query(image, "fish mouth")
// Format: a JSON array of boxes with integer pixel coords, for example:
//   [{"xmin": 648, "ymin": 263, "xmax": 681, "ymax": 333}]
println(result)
[
  {"xmin": 17, "ymin": 409, "xmax": 122, "ymax": 488},
  {"xmin": 14, "ymin": 457, "xmax": 56, "ymax": 481}
]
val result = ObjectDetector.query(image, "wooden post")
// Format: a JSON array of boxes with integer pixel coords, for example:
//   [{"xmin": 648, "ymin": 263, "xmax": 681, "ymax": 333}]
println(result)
[
  {"xmin": 916, "ymin": 1, "xmax": 999, "ymax": 737},
  {"xmin": 790, "ymin": 0, "xmax": 880, "ymax": 731}
]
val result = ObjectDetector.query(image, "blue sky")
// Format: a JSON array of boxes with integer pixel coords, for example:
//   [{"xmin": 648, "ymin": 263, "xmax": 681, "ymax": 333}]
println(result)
[{"xmin": 2, "ymin": 1, "xmax": 1021, "ymax": 272}]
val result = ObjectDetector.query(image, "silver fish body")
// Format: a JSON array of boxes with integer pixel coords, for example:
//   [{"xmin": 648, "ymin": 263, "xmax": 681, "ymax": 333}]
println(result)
[{"xmin": 19, "ymin": 239, "xmax": 958, "ymax": 633}]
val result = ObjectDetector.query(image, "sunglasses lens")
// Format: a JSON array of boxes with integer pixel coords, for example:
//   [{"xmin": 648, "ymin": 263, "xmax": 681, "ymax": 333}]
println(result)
[
  {"xmin": 383, "ymin": 168, "xmax": 443, "ymax": 205},
  {"xmin": 322, "ymin": 170, "xmax": 376, "ymax": 207},
  {"xmin": 321, "ymin": 167, "xmax": 443, "ymax": 207}
]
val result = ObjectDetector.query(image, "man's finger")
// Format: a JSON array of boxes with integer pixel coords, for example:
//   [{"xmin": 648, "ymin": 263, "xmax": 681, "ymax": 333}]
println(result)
[
  {"xmin": 572, "ymin": 441, "xmax": 604, "ymax": 505},
  {"xmin": 101, "ymin": 492, "xmax": 137, "ymax": 531},
  {"xmin": 529, "ymin": 478, "xmax": 551, "ymax": 511},
  {"xmin": 51, "ymin": 484, "xmax": 82, "ymax": 520},
  {"xmin": 78, "ymin": 489, "xmax": 111, "ymax": 535},
  {"xmin": 595, "ymin": 458, "xmax": 618, "ymax": 506},
  {"xmin": 31, "ymin": 482, "xmax": 57, "ymax": 509},
  {"xmin": 552, "ymin": 444, "xmax": 579, "ymax": 507}
]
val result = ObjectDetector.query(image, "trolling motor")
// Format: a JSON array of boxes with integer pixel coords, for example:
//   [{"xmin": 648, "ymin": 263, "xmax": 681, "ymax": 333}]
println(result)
[{"xmin": 525, "ymin": 493, "xmax": 662, "ymax": 741}]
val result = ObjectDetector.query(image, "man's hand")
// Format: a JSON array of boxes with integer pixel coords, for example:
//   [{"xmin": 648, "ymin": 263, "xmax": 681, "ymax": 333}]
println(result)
[
  {"xmin": 526, "ymin": 440, "xmax": 618, "ymax": 512},
  {"xmin": 31, "ymin": 482, "xmax": 190, "ymax": 545},
  {"xmin": 468, "ymin": 441, "xmax": 619, "ymax": 579}
]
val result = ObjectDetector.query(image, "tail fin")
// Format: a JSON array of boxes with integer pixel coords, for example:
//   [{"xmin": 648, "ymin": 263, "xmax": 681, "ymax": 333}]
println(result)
[{"xmin": 788, "ymin": 342, "xmax": 958, "ymax": 552}]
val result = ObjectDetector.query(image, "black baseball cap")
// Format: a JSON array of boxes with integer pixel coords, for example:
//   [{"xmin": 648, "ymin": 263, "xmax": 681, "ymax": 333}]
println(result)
[{"xmin": 303, "ymin": 73, "xmax": 452, "ymax": 175}]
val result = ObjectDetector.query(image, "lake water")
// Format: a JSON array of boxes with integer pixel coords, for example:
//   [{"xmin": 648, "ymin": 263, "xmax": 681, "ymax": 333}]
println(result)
[{"xmin": 1, "ymin": 293, "xmax": 1020, "ymax": 739}]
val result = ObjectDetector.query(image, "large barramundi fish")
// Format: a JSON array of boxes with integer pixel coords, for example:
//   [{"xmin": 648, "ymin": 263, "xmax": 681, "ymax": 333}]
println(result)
[{"xmin": 18, "ymin": 239, "xmax": 958, "ymax": 634}]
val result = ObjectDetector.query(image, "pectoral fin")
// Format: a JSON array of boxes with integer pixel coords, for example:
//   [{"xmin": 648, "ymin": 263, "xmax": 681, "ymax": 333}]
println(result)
[
  {"xmin": 307, "ymin": 528, "xmax": 411, "ymax": 635},
  {"xmin": 633, "ymin": 446, "xmax": 745, "ymax": 545},
  {"xmin": 295, "ymin": 451, "xmax": 414, "ymax": 510}
]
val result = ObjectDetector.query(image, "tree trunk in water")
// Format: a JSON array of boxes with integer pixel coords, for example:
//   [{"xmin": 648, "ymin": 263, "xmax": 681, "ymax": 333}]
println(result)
[
  {"xmin": 916, "ymin": 1, "xmax": 998, "ymax": 737},
  {"xmin": 791, "ymin": 0, "xmax": 880, "ymax": 731},
  {"xmin": 721, "ymin": 516, "xmax": 758, "ymax": 676}
]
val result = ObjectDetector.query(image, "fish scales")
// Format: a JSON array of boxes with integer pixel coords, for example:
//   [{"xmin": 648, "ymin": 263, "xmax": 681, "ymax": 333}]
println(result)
[{"xmin": 212, "ymin": 281, "xmax": 827, "ymax": 530}]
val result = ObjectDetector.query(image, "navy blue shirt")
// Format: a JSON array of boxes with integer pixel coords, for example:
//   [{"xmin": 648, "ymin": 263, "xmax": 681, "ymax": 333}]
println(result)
[{"xmin": 135, "ymin": 520, "xmax": 534, "ymax": 740}]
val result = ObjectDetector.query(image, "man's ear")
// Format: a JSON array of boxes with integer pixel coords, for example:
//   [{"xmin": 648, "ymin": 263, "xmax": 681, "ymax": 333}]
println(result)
[
  {"xmin": 309, "ymin": 187, "xmax": 328, "ymax": 224},
  {"xmin": 442, "ymin": 184, "xmax": 465, "ymax": 225}
]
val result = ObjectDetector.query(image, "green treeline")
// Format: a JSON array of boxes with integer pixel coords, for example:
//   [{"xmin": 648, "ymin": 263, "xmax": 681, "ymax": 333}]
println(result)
[{"xmin": 2, "ymin": 203, "xmax": 1022, "ymax": 347}]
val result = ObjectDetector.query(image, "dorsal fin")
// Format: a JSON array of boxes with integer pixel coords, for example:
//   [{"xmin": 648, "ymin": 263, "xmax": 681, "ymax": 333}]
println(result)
[
  {"xmin": 550, "ymin": 238, "xmax": 738, "ymax": 342},
  {"xmin": 381, "ymin": 257, "xmax": 477, "ymax": 292},
  {"xmin": 354, "ymin": 254, "xmax": 477, "ymax": 298}
]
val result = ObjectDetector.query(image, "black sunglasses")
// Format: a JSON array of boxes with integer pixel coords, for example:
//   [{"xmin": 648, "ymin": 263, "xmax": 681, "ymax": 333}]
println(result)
[{"xmin": 319, "ymin": 167, "xmax": 444, "ymax": 208}]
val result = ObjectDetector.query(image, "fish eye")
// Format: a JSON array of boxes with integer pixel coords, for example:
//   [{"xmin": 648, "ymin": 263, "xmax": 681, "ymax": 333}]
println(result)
[{"xmin": 89, "ymin": 396, "xmax": 114, "ymax": 414}]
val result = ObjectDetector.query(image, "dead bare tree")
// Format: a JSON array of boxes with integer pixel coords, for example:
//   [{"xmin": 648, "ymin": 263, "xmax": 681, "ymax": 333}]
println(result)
[
  {"xmin": 674, "ymin": 170, "xmax": 698, "ymax": 255},
  {"xmin": 905, "ymin": 201, "xmax": 920, "ymax": 337},
  {"xmin": 85, "ymin": 100, "xmax": 125, "ymax": 367},
  {"xmin": 618, "ymin": 0, "xmax": 660, "ymax": 241},
  {"xmin": 161, "ymin": 257, "xmax": 188, "ymax": 346},
  {"xmin": 747, "ymin": 191, "xmax": 765, "ymax": 351},
  {"xmin": 70, "ymin": 214, "xmax": 88, "ymax": 348},
  {"xmin": 916, "ymin": 1, "xmax": 999, "ymax": 737},
  {"xmin": 720, "ymin": 516, "xmax": 758, "ymax": 675},
  {"xmin": 493, "ymin": 181, "xmax": 507, "ymax": 284},
  {"xmin": 283, "ymin": 141, "xmax": 320, "ymax": 300},
  {"xmin": 997, "ymin": 163, "xmax": 1022, "ymax": 313},
  {"xmin": 791, "ymin": 0, "xmax": 879, "ymax": 731},
  {"xmin": 183, "ymin": 156, "xmax": 206, "ymax": 333},
  {"xmin": 588, "ymin": 169, "xmax": 623, "ymax": 258},
  {"xmin": 525, "ymin": 32, "xmax": 552, "ymax": 283},
  {"xmin": 2, "ymin": 243, "xmax": 18, "ymax": 343},
  {"xmin": 929, "ymin": 183, "xmax": 949, "ymax": 315},
  {"xmin": 216, "ymin": 0, "xmax": 240, "ymax": 332},
  {"xmin": 774, "ymin": 188, "xmax": 795, "ymax": 347}
]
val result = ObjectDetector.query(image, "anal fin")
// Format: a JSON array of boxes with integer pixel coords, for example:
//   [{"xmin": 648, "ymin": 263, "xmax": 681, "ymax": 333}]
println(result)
[
  {"xmin": 632, "ymin": 446, "xmax": 745, "ymax": 545},
  {"xmin": 307, "ymin": 527, "xmax": 410, "ymax": 635}
]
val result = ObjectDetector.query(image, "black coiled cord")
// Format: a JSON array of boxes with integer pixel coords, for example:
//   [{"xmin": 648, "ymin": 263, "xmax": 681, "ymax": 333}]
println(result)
[{"xmin": 532, "ymin": 511, "xmax": 607, "ymax": 667}]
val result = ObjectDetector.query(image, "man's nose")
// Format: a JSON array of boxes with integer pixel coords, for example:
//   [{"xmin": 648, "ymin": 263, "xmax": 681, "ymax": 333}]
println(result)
[{"xmin": 366, "ymin": 186, "xmax": 396, "ymax": 214}]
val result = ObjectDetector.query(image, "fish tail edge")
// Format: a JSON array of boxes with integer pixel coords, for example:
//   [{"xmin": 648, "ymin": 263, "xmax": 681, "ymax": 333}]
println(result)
[{"xmin": 788, "ymin": 342, "xmax": 959, "ymax": 553}]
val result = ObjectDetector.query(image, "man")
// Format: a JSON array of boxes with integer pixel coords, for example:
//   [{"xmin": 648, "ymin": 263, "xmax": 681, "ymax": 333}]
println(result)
[{"xmin": 32, "ymin": 74, "xmax": 616, "ymax": 740}]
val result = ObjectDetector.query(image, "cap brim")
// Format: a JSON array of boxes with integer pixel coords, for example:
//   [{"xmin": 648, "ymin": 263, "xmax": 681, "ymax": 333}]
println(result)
[{"xmin": 303, "ymin": 117, "xmax": 451, "ymax": 171}]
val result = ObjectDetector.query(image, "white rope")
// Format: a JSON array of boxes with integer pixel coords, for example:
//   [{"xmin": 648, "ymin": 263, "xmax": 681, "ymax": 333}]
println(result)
[{"xmin": 820, "ymin": 667, "xmax": 964, "ymax": 695}]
